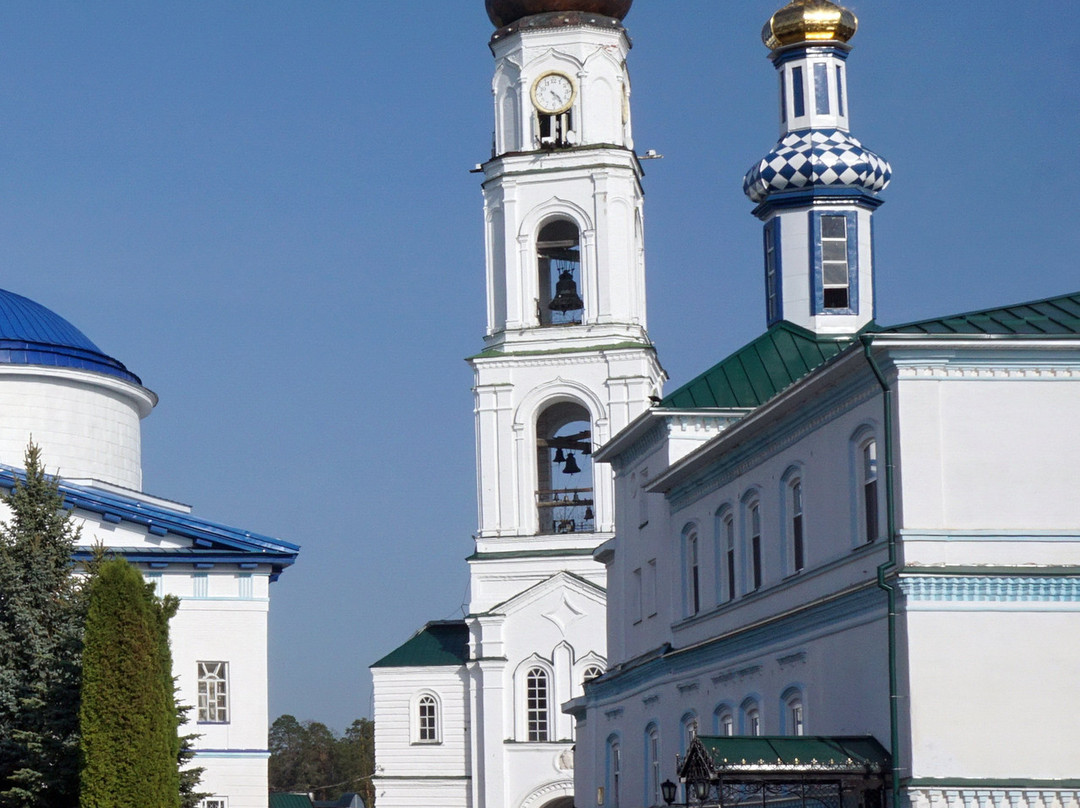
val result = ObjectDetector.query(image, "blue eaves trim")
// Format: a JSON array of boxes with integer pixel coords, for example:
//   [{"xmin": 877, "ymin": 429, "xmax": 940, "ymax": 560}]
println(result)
[{"xmin": 0, "ymin": 466, "xmax": 299, "ymax": 573}]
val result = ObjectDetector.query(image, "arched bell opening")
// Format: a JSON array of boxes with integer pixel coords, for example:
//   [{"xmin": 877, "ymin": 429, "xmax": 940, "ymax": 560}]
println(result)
[
  {"xmin": 536, "ymin": 401, "xmax": 593, "ymax": 535},
  {"xmin": 537, "ymin": 220, "xmax": 583, "ymax": 327}
]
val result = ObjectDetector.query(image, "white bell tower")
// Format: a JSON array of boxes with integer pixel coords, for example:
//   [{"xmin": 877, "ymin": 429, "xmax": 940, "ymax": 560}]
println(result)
[{"xmin": 469, "ymin": 2, "xmax": 664, "ymax": 614}]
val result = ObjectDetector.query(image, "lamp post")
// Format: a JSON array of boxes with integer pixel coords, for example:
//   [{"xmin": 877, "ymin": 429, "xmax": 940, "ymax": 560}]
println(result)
[{"xmin": 661, "ymin": 777, "xmax": 713, "ymax": 807}]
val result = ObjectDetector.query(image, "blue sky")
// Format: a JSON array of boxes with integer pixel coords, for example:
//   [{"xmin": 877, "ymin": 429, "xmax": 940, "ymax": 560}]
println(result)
[{"xmin": 0, "ymin": 2, "xmax": 1077, "ymax": 730}]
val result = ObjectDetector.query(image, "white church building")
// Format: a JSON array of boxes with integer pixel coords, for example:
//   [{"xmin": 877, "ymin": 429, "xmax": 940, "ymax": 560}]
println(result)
[
  {"xmin": 370, "ymin": 2, "xmax": 663, "ymax": 807},
  {"xmin": 570, "ymin": 3, "xmax": 1080, "ymax": 808},
  {"xmin": 0, "ymin": 287, "xmax": 299, "ymax": 808}
]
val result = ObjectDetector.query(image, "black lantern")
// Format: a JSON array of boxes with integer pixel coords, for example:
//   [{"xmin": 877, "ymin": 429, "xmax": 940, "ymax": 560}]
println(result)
[
  {"xmin": 693, "ymin": 779, "xmax": 711, "ymax": 802},
  {"xmin": 661, "ymin": 779, "xmax": 678, "ymax": 806}
]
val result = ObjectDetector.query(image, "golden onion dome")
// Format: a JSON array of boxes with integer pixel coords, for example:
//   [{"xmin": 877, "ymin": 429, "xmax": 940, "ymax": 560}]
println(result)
[
  {"xmin": 486, "ymin": 0, "xmax": 632, "ymax": 28},
  {"xmin": 762, "ymin": 0, "xmax": 858, "ymax": 50}
]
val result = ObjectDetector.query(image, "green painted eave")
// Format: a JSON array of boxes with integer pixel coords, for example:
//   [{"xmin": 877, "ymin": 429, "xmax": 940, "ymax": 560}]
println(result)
[
  {"xmin": 661, "ymin": 321, "xmax": 856, "ymax": 409},
  {"xmin": 469, "ymin": 341, "xmax": 651, "ymax": 360},
  {"xmin": 269, "ymin": 795, "xmax": 314, "ymax": 808},
  {"xmin": 370, "ymin": 620, "xmax": 468, "ymax": 669},
  {"xmin": 696, "ymin": 735, "xmax": 889, "ymax": 772},
  {"xmin": 876, "ymin": 290, "xmax": 1080, "ymax": 336}
]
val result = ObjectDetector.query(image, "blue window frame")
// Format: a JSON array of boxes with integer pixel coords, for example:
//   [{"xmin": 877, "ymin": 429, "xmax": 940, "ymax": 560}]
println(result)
[
  {"xmin": 763, "ymin": 219, "xmax": 782, "ymax": 325},
  {"xmin": 792, "ymin": 66, "xmax": 805, "ymax": 117},
  {"xmin": 809, "ymin": 210, "xmax": 859, "ymax": 315},
  {"xmin": 780, "ymin": 71, "xmax": 787, "ymax": 123}
]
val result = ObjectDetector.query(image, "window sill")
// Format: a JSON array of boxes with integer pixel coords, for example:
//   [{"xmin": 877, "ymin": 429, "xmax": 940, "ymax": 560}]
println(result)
[
  {"xmin": 411, "ymin": 740, "xmax": 442, "ymax": 746},
  {"xmin": 197, "ymin": 721, "xmax": 230, "ymax": 726}
]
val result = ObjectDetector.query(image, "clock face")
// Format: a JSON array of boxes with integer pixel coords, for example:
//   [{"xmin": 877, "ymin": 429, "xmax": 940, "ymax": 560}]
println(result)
[{"xmin": 532, "ymin": 72, "xmax": 575, "ymax": 115}]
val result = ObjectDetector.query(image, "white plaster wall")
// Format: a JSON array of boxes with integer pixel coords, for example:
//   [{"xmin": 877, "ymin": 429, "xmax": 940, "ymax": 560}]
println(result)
[
  {"xmin": 371, "ymin": 666, "xmax": 470, "ymax": 808},
  {"xmin": 904, "ymin": 605, "xmax": 1080, "ymax": 780},
  {"xmin": 896, "ymin": 372, "xmax": 1080, "ymax": 533},
  {"xmin": 194, "ymin": 755, "xmax": 269, "ymax": 808},
  {"xmin": 0, "ymin": 368, "xmax": 154, "ymax": 489}
]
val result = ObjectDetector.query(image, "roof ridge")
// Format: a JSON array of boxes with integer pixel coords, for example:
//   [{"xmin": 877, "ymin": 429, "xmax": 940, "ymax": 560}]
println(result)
[{"xmin": 880, "ymin": 289, "xmax": 1080, "ymax": 333}]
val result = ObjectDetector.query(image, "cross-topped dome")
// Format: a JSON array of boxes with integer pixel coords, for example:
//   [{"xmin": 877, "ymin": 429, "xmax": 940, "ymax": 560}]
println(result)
[{"xmin": 762, "ymin": 0, "xmax": 857, "ymax": 51}]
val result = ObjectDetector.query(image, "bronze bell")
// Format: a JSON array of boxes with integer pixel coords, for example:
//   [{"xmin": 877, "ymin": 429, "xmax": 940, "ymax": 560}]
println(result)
[
  {"xmin": 563, "ymin": 452, "xmax": 581, "ymax": 475},
  {"xmin": 548, "ymin": 270, "xmax": 584, "ymax": 313},
  {"xmin": 554, "ymin": 447, "xmax": 566, "ymax": 463},
  {"xmin": 584, "ymin": 507, "xmax": 594, "ymax": 522}
]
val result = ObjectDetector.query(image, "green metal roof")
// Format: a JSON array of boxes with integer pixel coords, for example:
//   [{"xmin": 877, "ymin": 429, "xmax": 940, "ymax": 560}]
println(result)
[
  {"xmin": 269, "ymin": 795, "xmax": 314, "ymax": 808},
  {"xmin": 661, "ymin": 321, "xmax": 854, "ymax": 409},
  {"xmin": 370, "ymin": 620, "xmax": 469, "ymax": 668},
  {"xmin": 692, "ymin": 735, "xmax": 890, "ymax": 773},
  {"xmin": 879, "ymin": 290, "xmax": 1080, "ymax": 336}
]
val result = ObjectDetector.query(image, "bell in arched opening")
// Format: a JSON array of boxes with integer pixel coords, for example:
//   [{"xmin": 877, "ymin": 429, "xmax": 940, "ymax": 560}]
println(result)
[{"xmin": 548, "ymin": 269, "xmax": 584, "ymax": 314}]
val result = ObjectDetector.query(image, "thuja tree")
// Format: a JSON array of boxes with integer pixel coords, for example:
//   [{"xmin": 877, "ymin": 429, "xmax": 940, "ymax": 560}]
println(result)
[
  {"xmin": 80, "ymin": 557, "xmax": 180, "ymax": 808},
  {"xmin": 0, "ymin": 441, "xmax": 83, "ymax": 807}
]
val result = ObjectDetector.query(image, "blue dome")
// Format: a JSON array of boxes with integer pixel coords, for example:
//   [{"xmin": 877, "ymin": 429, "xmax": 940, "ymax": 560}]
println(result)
[
  {"xmin": 0, "ymin": 289, "xmax": 141, "ymax": 384},
  {"xmin": 744, "ymin": 128, "xmax": 891, "ymax": 204}
]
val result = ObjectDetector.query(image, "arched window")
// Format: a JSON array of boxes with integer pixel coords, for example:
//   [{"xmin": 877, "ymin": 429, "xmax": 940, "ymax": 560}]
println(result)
[
  {"xmin": 715, "ymin": 507, "xmax": 736, "ymax": 603},
  {"xmin": 860, "ymin": 438, "xmax": 879, "ymax": 543},
  {"xmin": 645, "ymin": 723, "xmax": 661, "ymax": 807},
  {"xmin": 681, "ymin": 712, "xmax": 699, "ymax": 751},
  {"xmin": 606, "ymin": 735, "xmax": 621, "ymax": 807},
  {"xmin": 583, "ymin": 665, "xmax": 604, "ymax": 684},
  {"xmin": 744, "ymin": 497, "xmax": 763, "ymax": 593},
  {"xmin": 526, "ymin": 668, "xmax": 550, "ymax": 741},
  {"xmin": 416, "ymin": 694, "xmax": 440, "ymax": 743},
  {"xmin": 781, "ymin": 688, "xmax": 805, "ymax": 736},
  {"xmin": 536, "ymin": 401, "xmax": 593, "ymax": 535},
  {"xmin": 683, "ymin": 524, "xmax": 701, "ymax": 616},
  {"xmin": 788, "ymin": 477, "xmax": 805, "ymax": 573},
  {"xmin": 537, "ymin": 219, "xmax": 582, "ymax": 326},
  {"xmin": 741, "ymin": 698, "xmax": 761, "ymax": 736},
  {"xmin": 714, "ymin": 705, "xmax": 734, "ymax": 736}
]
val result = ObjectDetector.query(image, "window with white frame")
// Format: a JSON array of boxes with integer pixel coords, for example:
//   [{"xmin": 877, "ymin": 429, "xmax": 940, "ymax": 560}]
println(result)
[
  {"xmin": 200, "ymin": 799, "xmax": 227, "ymax": 808},
  {"xmin": 764, "ymin": 219, "xmax": 781, "ymax": 324},
  {"xmin": 416, "ymin": 693, "xmax": 440, "ymax": 743},
  {"xmin": 861, "ymin": 439, "xmax": 879, "ymax": 543},
  {"xmin": 787, "ymin": 693, "xmax": 805, "ymax": 736},
  {"xmin": 606, "ymin": 735, "xmax": 621, "ymax": 807},
  {"xmin": 820, "ymin": 214, "xmax": 850, "ymax": 310},
  {"xmin": 526, "ymin": 668, "xmax": 550, "ymax": 741},
  {"xmin": 719, "ymin": 509, "xmax": 736, "ymax": 602},
  {"xmin": 684, "ymin": 526, "xmax": 701, "ymax": 616},
  {"xmin": 646, "ymin": 723, "xmax": 661, "ymax": 807},
  {"xmin": 714, "ymin": 706, "xmax": 734, "ymax": 736},
  {"xmin": 197, "ymin": 662, "xmax": 228, "ymax": 723},
  {"xmin": 747, "ymin": 500, "xmax": 762, "ymax": 592},
  {"xmin": 741, "ymin": 698, "xmax": 761, "ymax": 736},
  {"xmin": 789, "ymin": 478, "xmax": 805, "ymax": 573},
  {"xmin": 583, "ymin": 665, "xmax": 604, "ymax": 684}
]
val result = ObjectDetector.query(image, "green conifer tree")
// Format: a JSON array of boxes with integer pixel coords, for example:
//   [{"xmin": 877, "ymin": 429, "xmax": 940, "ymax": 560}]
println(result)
[
  {"xmin": 0, "ymin": 441, "xmax": 83, "ymax": 807},
  {"xmin": 80, "ymin": 557, "xmax": 180, "ymax": 808}
]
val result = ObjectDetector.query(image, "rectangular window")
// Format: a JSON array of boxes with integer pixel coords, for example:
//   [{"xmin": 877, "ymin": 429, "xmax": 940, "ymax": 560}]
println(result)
[
  {"xmin": 764, "ymin": 220, "xmax": 781, "ymax": 324},
  {"xmin": 526, "ymin": 669, "xmax": 549, "ymax": 742},
  {"xmin": 418, "ymin": 696, "xmax": 438, "ymax": 742},
  {"xmin": 820, "ymin": 214, "xmax": 851, "ymax": 310},
  {"xmin": 750, "ymin": 504, "xmax": 762, "ymax": 592},
  {"xmin": 724, "ymin": 516, "xmax": 736, "ymax": 602},
  {"xmin": 791, "ymin": 482, "xmax": 804, "ymax": 572},
  {"xmin": 779, "ymin": 70, "xmax": 787, "ymax": 123},
  {"xmin": 814, "ymin": 62, "xmax": 830, "ymax": 114},
  {"xmin": 198, "ymin": 662, "xmax": 229, "ymax": 723},
  {"xmin": 836, "ymin": 65, "xmax": 845, "ymax": 116},
  {"xmin": 863, "ymin": 442, "xmax": 879, "ymax": 542},
  {"xmin": 792, "ymin": 66, "xmax": 805, "ymax": 117},
  {"xmin": 648, "ymin": 729, "xmax": 660, "ymax": 806},
  {"xmin": 631, "ymin": 568, "xmax": 642, "ymax": 623},
  {"xmin": 688, "ymin": 534, "xmax": 700, "ymax": 615},
  {"xmin": 644, "ymin": 559, "xmax": 657, "ymax": 617},
  {"xmin": 201, "ymin": 799, "xmax": 227, "ymax": 808}
]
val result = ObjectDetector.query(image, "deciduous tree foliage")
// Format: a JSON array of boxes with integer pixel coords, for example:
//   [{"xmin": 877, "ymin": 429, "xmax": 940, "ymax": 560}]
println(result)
[
  {"xmin": 0, "ymin": 441, "xmax": 83, "ymax": 807},
  {"xmin": 269, "ymin": 714, "xmax": 375, "ymax": 806},
  {"xmin": 80, "ymin": 557, "xmax": 180, "ymax": 808}
]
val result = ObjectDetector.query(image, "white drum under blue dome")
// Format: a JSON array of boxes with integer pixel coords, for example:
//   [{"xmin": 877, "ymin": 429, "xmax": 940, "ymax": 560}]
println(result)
[{"xmin": 0, "ymin": 289, "xmax": 155, "ymax": 490}]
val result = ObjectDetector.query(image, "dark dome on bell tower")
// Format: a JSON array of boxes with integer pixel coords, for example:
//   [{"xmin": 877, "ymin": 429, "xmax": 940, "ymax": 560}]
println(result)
[{"xmin": 486, "ymin": 0, "xmax": 632, "ymax": 28}]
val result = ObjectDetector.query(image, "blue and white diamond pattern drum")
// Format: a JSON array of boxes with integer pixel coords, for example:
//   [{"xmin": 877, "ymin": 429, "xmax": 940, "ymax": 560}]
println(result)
[{"xmin": 743, "ymin": 129, "xmax": 891, "ymax": 203}]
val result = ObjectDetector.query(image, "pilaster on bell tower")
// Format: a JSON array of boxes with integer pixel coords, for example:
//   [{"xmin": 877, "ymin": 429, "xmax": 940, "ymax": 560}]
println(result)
[
  {"xmin": 743, "ymin": 0, "xmax": 891, "ymax": 335},
  {"xmin": 468, "ymin": 0, "xmax": 664, "ymax": 614}
]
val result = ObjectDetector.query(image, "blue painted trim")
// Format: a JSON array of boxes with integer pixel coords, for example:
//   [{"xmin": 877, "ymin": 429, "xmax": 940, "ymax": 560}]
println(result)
[
  {"xmin": 771, "ymin": 45, "xmax": 851, "ymax": 68},
  {"xmin": 752, "ymin": 187, "xmax": 884, "ymax": 219},
  {"xmin": 810, "ymin": 210, "xmax": 859, "ymax": 316},
  {"xmin": 0, "ymin": 466, "xmax": 299, "ymax": 574},
  {"xmin": 901, "ymin": 576, "xmax": 1080, "ymax": 602}
]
